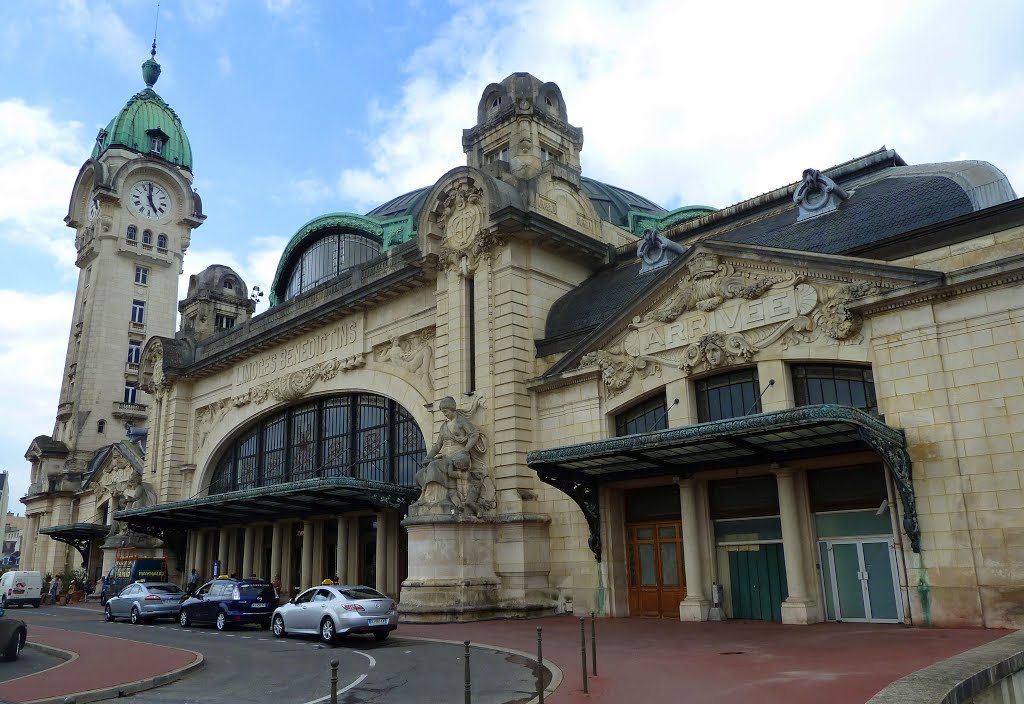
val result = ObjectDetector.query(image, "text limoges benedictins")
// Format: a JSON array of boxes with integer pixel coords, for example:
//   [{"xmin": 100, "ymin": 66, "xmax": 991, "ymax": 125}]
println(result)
[{"xmin": 234, "ymin": 319, "xmax": 361, "ymax": 386}]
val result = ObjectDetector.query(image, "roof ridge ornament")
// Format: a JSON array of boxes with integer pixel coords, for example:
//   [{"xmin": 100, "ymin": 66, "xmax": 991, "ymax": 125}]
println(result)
[
  {"xmin": 793, "ymin": 168, "xmax": 849, "ymax": 221},
  {"xmin": 637, "ymin": 228, "xmax": 687, "ymax": 274}
]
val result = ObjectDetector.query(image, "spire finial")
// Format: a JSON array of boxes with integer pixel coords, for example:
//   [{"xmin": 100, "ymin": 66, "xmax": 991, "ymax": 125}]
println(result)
[{"xmin": 142, "ymin": 3, "xmax": 162, "ymax": 88}]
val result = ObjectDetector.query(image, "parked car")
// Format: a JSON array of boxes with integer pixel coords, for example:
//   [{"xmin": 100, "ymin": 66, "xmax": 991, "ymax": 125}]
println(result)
[
  {"xmin": 104, "ymin": 582, "xmax": 185, "ymax": 624},
  {"xmin": 100, "ymin": 555, "xmax": 168, "ymax": 605},
  {"xmin": 0, "ymin": 607, "xmax": 27, "ymax": 660},
  {"xmin": 271, "ymin": 585, "xmax": 397, "ymax": 643},
  {"xmin": 178, "ymin": 578, "xmax": 277, "ymax": 631},
  {"xmin": 0, "ymin": 571, "xmax": 42, "ymax": 609}
]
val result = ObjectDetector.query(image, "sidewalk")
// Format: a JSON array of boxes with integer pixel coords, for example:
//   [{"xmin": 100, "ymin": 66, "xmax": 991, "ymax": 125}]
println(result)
[
  {"xmin": 3, "ymin": 624, "xmax": 201, "ymax": 704},
  {"xmin": 399, "ymin": 616, "xmax": 1008, "ymax": 704}
]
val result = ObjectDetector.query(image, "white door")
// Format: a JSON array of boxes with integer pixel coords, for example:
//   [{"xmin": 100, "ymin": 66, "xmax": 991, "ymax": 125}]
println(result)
[{"xmin": 819, "ymin": 538, "xmax": 903, "ymax": 623}]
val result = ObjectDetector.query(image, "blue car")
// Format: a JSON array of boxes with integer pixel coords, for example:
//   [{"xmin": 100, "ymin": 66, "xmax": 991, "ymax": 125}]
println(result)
[{"xmin": 177, "ymin": 578, "xmax": 277, "ymax": 631}]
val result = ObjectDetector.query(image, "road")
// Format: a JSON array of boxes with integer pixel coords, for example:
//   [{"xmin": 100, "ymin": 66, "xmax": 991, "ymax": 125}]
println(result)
[{"xmin": 13, "ymin": 606, "xmax": 538, "ymax": 704}]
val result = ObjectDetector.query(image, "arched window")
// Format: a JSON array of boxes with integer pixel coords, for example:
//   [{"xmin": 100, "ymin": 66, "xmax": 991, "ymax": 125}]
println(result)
[
  {"xmin": 696, "ymin": 368, "xmax": 760, "ymax": 422},
  {"xmin": 142, "ymin": 230, "xmax": 153, "ymax": 245},
  {"xmin": 157, "ymin": 233, "xmax": 167, "ymax": 249},
  {"xmin": 283, "ymin": 232, "xmax": 382, "ymax": 302},
  {"xmin": 615, "ymin": 394, "xmax": 668, "ymax": 436},
  {"xmin": 793, "ymin": 364, "xmax": 877, "ymax": 415},
  {"xmin": 224, "ymin": 279, "xmax": 234, "ymax": 290},
  {"xmin": 97, "ymin": 419, "xmax": 106, "ymax": 434},
  {"xmin": 208, "ymin": 393, "xmax": 425, "ymax": 494},
  {"xmin": 127, "ymin": 225, "xmax": 138, "ymax": 241}
]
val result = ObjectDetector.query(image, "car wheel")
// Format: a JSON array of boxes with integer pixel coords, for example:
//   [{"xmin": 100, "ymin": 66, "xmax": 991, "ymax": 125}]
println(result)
[
  {"xmin": 373, "ymin": 630, "xmax": 390, "ymax": 641},
  {"xmin": 2, "ymin": 629, "xmax": 24, "ymax": 660},
  {"xmin": 104, "ymin": 605, "xmax": 115, "ymax": 622},
  {"xmin": 272, "ymin": 615, "xmax": 286, "ymax": 638},
  {"xmin": 130, "ymin": 606, "xmax": 141, "ymax": 625},
  {"xmin": 33, "ymin": 600, "xmax": 41, "ymax": 609},
  {"xmin": 215, "ymin": 612, "xmax": 228, "ymax": 631},
  {"xmin": 320, "ymin": 617, "xmax": 335, "ymax": 644},
  {"xmin": 178, "ymin": 609, "xmax": 191, "ymax": 627}
]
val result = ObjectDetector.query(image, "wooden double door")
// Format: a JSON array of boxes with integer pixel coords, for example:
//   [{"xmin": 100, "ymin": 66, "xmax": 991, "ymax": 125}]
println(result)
[{"xmin": 626, "ymin": 521, "xmax": 685, "ymax": 618}]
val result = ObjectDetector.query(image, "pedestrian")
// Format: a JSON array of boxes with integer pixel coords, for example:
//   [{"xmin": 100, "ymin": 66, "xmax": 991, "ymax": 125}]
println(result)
[
  {"xmin": 272, "ymin": 574, "xmax": 282, "ymax": 592},
  {"xmin": 187, "ymin": 568, "xmax": 199, "ymax": 595},
  {"xmin": 49, "ymin": 574, "xmax": 61, "ymax": 605}
]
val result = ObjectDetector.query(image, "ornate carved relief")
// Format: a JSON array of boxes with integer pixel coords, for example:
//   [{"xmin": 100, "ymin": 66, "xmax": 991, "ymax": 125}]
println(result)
[
  {"xmin": 193, "ymin": 355, "xmax": 365, "ymax": 453},
  {"xmin": 794, "ymin": 168, "xmax": 850, "ymax": 221},
  {"xmin": 375, "ymin": 330, "xmax": 434, "ymax": 391},
  {"xmin": 409, "ymin": 395, "xmax": 496, "ymax": 518},
  {"xmin": 581, "ymin": 252, "xmax": 882, "ymax": 395},
  {"xmin": 435, "ymin": 179, "xmax": 504, "ymax": 276}
]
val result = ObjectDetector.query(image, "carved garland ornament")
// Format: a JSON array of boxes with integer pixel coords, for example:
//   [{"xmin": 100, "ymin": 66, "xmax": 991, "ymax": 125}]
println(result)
[
  {"xmin": 193, "ymin": 355, "xmax": 365, "ymax": 452},
  {"xmin": 579, "ymin": 260, "xmax": 879, "ymax": 396}
]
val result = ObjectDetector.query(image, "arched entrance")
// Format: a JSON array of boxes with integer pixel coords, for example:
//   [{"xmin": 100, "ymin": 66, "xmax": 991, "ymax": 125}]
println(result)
[{"xmin": 120, "ymin": 392, "xmax": 426, "ymax": 599}]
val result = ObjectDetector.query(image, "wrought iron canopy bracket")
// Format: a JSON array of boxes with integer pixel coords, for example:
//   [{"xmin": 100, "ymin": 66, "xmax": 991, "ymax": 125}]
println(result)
[
  {"xmin": 537, "ymin": 469, "xmax": 602, "ymax": 562},
  {"xmin": 124, "ymin": 521, "xmax": 187, "ymax": 567},
  {"xmin": 50, "ymin": 535, "xmax": 93, "ymax": 565},
  {"xmin": 855, "ymin": 424, "xmax": 921, "ymax": 552}
]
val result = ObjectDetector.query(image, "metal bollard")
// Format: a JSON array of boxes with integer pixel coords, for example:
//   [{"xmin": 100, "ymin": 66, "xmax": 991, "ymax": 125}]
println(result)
[
  {"xmin": 536, "ymin": 626, "xmax": 545, "ymax": 704},
  {"xmin": 330, "ymin": 659, "xmax": 339, "ymax": 704},
  {"xmin": 464, "ymin": 640, "xmax": 472, "ymax": 704},
  {"xmin": 579, "ymin": 617, "xmax": 588, "ymax": 694},
  {"xmin": 591, "ymin": 611, "xmax": 598, "ymax": 676}
]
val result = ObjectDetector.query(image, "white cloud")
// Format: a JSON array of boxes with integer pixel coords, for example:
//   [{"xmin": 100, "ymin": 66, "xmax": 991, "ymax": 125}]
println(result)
[
  {"xmin": 183, "ymin": 0, "xmax": 229, "ymax": 28},
  {"xmin": 0, "ymin": 290, "xmax": 75, "ymax": 506},
  {"xmin": 52, "ymin": 0, "xmax": 143, "ymax": 77},
  {"xmin": 337, "ymin": 0, "xmax": 1024, "ymax": 211},
  {"xmin": 285, "ymin": 176, "xmax": 335, "ymax": 204},
  {"xmin": 217, "ymin": 50, "xmax": 233, "ymax": 77},
  {"xmin": 0, "ymin": 99, "xmax": 87, "ymax": 273},
  {"xmin": 264, "ymin": 0, "xmax": 302, "ymax": 15}
]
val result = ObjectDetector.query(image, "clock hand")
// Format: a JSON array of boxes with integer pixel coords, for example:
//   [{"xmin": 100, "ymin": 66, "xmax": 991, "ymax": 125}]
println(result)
[{"xmin": 147, "ymin": 185, "xmax": 156, "ymax": 212}]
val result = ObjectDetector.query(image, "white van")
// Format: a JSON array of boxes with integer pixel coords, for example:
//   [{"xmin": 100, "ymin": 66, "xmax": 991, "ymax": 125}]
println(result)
[{"xmin": 0, "ymin": 571, "xmax": 42, "ymax": 608}]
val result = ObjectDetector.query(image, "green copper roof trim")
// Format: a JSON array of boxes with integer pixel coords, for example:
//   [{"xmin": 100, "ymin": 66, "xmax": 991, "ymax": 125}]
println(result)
[
  {"xmin": 91, "ymin": 87, "xmax": 192, "ymax": 171},
  {"xmin": 628, "ymin": 204, "xmax": 717, "ymax": 236},
  {"xmin": 269, "ymin": 211, "xmax": 417, "ymax": 306}
]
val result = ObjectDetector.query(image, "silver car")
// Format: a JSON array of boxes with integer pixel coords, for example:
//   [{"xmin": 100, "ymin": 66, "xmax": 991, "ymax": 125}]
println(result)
[
  {"xmin": 271, "ymin": 585, "xmax": 397, "ymax": 643},
  {"xmin": 104, "ymin": 582, "xmax": 185, "ymax": 624}
]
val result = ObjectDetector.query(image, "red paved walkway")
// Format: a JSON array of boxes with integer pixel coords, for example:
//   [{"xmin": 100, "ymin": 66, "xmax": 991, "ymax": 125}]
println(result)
[
  {"xmin": 2, "ymin": 624, "xmax": 198, "ymax": 703},
  {"xmin": 401, "ymin": 616, "xmax": 1008, "ymax": 704}
]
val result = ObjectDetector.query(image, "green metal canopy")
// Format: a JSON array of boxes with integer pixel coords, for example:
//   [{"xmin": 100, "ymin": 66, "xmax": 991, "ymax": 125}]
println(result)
[
  {"xmin": 526, "ymin": 404, "xmax": 919, "ymax": 561},
  {"xmin": 39, "ymin": 523, "xmax": 109, "ymax": 563}
]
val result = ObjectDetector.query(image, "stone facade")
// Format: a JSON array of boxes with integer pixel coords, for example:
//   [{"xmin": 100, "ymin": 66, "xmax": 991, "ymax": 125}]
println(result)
[{"xmin": 22, "ymin": 69, "xmax": 1024, "ymax": 630}]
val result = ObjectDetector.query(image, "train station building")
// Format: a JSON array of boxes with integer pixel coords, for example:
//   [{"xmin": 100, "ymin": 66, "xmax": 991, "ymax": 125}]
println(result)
[{"xmin": 21, "ymin": 55, "xmax": 1024, "ymax": 628}]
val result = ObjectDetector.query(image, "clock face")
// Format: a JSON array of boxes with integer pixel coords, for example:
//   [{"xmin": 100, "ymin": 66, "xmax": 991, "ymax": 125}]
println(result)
[
  {"xmin": 88, "ymin": 197, "xmax": 99, "ymax": 220},
  {"xmin": 129, "ymin": 180, "xmax": 171, "ymax": 219}
]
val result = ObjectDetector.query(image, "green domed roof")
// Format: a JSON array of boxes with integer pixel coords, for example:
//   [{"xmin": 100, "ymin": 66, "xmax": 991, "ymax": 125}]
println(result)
[{"xmin": 90, "ymin": 48, "xmax": 192, "ymax": 171}]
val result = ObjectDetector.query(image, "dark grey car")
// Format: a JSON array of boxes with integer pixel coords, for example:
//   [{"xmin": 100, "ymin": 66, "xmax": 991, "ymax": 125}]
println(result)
[{"xmin": 104, "ymin": 582, "xmax": 185, "ymax": 624}]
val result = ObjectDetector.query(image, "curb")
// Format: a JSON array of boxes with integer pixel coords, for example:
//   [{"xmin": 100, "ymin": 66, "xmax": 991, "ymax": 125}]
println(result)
[
  {"xmin": 19, "ymin": 648, "xmax": 204, "ymax": 704},
  {"xmin": 402, "ymin": 635, "xmax": 563, "ymax": 704},
  {"xmin": 0, "ymin": 643, "xmax": 79, "ymax": 688}
]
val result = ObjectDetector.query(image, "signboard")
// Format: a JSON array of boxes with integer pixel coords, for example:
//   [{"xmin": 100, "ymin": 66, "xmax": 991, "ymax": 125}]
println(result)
[{"xmin": 212, "ymin": 559, "xmax": 221, "ymax": 578}]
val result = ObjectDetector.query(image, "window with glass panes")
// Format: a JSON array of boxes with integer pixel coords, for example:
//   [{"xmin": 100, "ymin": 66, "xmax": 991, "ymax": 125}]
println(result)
[
  {"xmin": 793, "ymin": 364, "xmax": 877, "ymax": 414},
  {"xmin": 123, "ymin": 382, "xmax": 137, "ymax": 404},
  {"xmin": 696, "ymin": 369, "xmax": 760, "ymax": 422},
  {"xmin": 208, "ymin": 393, "xmax": 425, "ymax": 494},
  {"xmin": 131, "ymin": 300, "xmax": 145, "ymax": 323},
  {"xmin": 615, "ymin": 394, "xmax": 668, "ymax": 436},
  {"xmin": 127, "ymin": 340, "xmax": 141, "ymax": 364},
  {"xmin": 135, "ymin": 266, "xmax": 148, "ymax": 285}
]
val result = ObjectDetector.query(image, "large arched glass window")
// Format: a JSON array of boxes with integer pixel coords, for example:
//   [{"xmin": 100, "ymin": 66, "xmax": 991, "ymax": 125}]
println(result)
[
  {"xmin": 208, "ymin": 393, "xmax": 425, "ymax": 494},
  {"xmin": 793, "ymin": 364, "xmax": 877, "ymax": 415},
  {"xmin": 283, "ymin": 232, "xmax": 382, "ymax": 301}
]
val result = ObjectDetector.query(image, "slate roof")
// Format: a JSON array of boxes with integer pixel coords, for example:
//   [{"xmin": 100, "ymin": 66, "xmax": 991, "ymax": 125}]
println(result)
[
  {"xmin": 361, "ymin": 177, "xmax": 667, "ymax": 229},
  {"xmin": 711, "ymin": 176, "xmax": 972, "ymax": 254},
  {"xmin": 26, "ymin": 435, "xmax": 69, "ymax": 457},
  {"xmin": 537, "ymin": 158, "xmax": 1016, "ymax": 357}
]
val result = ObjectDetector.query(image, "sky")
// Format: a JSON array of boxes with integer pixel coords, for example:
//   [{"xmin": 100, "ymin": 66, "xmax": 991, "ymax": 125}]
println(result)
[{"xmin": 1, "ymin": 0, "xmax": 1022, "ymax": 511}]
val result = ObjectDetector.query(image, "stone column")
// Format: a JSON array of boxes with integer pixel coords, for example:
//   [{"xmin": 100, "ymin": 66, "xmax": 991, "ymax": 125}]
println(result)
[
  {"xmin": 22, "ymin": 515, "xmax": 36, "ymax": 571},
  {"xmin": 242, "ymin": 525, "xmax": 256, "ymax": 579},
  {"xmin": 301, "ymin": 520, "xmax": 314, "ymax": 591},
  {"xmin": 311, "ymin": 520, "xmax": 324, "ymax": 586},
  {"xmin": 280, "ymin": 523, "xmax": 294, "ymax": 598},
  {"xmin": 776, "ymin": 468, "xmax": 815, "ymax": 624},
  {"xmin": 678, "ymin": 479, "xmax": 710, "ymax": 621},
  {"xmin": 216, "ymin": 529, "xmax": 228, "ymax": 575},
  {"xmin": 375, "ymin": 511, "xmax": 388, "ymax": 594},
  {"xmin": 270, "ymin": 522, "xmax": 283, "ymax": 589},
  {"xmin": 386, "ymin": 513, "xmax": 400, "ymax": 597},
  {"xmin": 194, "ymin": 530, "xmax": 207, "ymax": 580},
  {"xmin": 335, "ymin": 518, "xmax": 348, "ymax": 584}
]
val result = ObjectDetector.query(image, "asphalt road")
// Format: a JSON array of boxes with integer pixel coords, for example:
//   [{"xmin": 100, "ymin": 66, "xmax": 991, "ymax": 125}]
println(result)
[
  {"xmin": 0, "ymin": 642, "xmax": 64, "ymax": 683},
  {"xmin": 15, "ymin": 606, "xmax": 538, "ymax": 704}
]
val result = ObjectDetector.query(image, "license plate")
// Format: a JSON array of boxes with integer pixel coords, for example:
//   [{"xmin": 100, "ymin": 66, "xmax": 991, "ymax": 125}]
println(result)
[
  {"xmin": 367, "ymin": 617, "xmax": 388, "ymax": 626},
  {"xmin": 252, "ymin": 603, "xmax": 267, "ymax": 608},
  {"xmin": 13, "ymin": 589, "xmax": 25, "ymax": 594}
]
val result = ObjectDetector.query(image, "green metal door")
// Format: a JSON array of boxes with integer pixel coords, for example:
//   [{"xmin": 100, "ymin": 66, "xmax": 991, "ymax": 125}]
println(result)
[
  {"xmin": 820, "ymin": 539, "xmax": 902, "ymax": 623},
  {"xmin": 728, "ymin": 544, "xmax": 788, "ymax": 621}
]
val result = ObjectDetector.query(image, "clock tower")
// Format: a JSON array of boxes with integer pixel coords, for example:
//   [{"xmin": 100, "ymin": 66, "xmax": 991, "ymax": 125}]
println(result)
[{"xmin": 31, "ymin": 43, "xmax": 204, "ymax": 497}]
